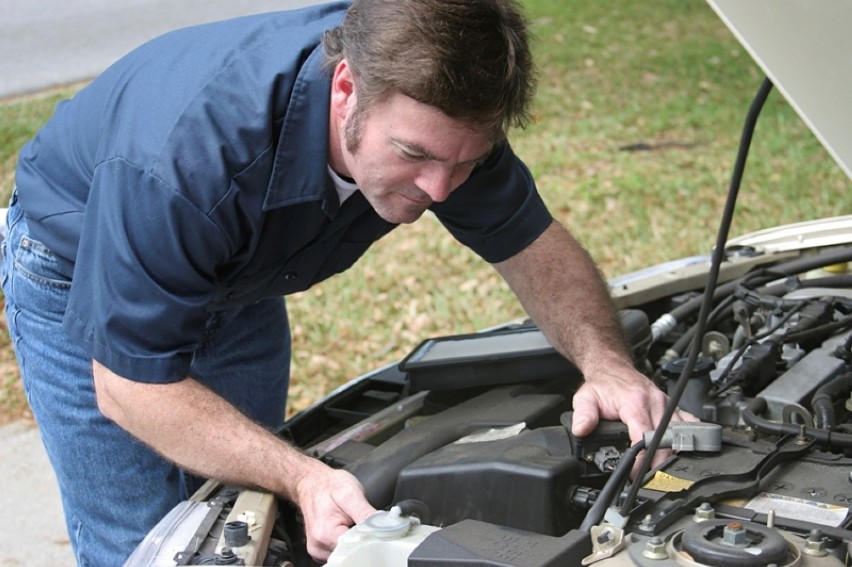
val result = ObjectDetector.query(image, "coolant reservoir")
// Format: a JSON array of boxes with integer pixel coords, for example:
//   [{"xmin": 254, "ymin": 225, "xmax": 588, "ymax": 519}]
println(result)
[{"xmin": 326, "ymin": 506, "xmax": 441, "ymax": 567}]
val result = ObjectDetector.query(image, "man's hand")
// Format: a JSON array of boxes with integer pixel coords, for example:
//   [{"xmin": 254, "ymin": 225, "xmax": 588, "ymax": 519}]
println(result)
[
  {"xmin": 493, "ymin": 221, "xmax": 697, "ymax": 469},
  {"xmin": 292, "ymin": 462, "xmax": 376, "ymax": 562},
  {"xmin": 571, "ymin": 362, "xmax": 697, "ymax": 471},
  {"xmin": 572, "ymin": 364, "xmax": 665, "ymax": 443}
]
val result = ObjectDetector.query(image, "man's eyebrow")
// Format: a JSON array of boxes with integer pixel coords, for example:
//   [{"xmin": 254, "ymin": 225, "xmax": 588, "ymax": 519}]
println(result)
[{"xmin": 394, "ymin": 139, "xmax": 492, "ymax": 165}]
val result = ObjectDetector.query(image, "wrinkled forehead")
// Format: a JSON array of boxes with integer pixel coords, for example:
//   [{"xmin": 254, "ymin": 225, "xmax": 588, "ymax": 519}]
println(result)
[{"xmin": 356, "ymin": 86, "xmax": 506, "ymax": 147}]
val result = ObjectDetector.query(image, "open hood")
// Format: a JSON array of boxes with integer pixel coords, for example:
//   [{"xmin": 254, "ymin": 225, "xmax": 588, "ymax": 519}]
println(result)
[{"xmin": 706, "ymin": 0, "xmax": 852, "ymax": 181}]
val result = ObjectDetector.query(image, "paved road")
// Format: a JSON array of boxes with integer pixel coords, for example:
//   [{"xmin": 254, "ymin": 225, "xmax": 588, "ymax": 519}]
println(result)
[
  {"xmin": 0, "ymin": 0, "xmax": 323, "ymax": 99},
  {"xmin": 0, "ymin": 2, "xmax": 323, "ymax": 565},
  {"xmin": 0, "ymin": 421, "xmax": 70, "ymax": 566}
]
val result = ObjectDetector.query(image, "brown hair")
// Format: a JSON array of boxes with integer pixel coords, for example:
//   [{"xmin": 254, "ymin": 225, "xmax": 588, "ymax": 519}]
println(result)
[{"xmin": 323, "ymin": 0, "xmax": 537, "ymax": 140}]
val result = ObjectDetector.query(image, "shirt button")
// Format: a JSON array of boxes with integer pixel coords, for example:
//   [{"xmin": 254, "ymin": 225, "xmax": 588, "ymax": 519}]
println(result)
[{"xmin": 284, "ymin": 272, "xmax": 298, "ymax": 281}]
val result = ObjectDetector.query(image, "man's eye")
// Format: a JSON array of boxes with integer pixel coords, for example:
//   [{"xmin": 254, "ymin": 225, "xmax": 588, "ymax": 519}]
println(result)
[{"xmin": 400, "ymin": 150, "xmax": 424, "ymax": 161}]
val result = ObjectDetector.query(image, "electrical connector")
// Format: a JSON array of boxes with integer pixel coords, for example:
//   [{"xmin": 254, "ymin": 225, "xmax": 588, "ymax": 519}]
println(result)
[{"xmin": 643, "ymin": 422, "xmax": 722, "ymax": 452}]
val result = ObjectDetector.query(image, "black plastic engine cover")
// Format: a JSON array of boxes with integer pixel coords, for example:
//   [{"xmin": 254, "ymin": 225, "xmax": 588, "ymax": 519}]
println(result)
[
  {"xmin": 347, "ymin": 384, "xmax": 571, "ymax": 509},
  {"xmin": 408, "ymin": 521, "xmax": 592, "ymax": 567},
  {"xmin": 393, "ymin": 427, "xmax": 583, "ymax": 536}
]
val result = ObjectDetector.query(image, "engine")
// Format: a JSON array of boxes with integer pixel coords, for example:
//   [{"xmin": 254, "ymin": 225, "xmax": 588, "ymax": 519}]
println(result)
[
  {"xmin": 124, "ymin": 244, "xmax": 852, "ymax": 567},
  {"xmin": 308, "ymin": 245, "xmax": 852, "ymax": 567}
]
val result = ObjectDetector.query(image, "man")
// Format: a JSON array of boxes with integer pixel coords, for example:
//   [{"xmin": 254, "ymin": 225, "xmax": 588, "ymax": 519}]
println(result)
[{"xmin": 2, "ymin": 0, "xmax": 684, "ymax": 565}]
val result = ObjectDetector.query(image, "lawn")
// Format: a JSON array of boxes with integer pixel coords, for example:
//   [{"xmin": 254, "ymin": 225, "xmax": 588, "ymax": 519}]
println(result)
[{"xmin": 0, "ymin": 0, "xmax": 849, "ymax": 421}]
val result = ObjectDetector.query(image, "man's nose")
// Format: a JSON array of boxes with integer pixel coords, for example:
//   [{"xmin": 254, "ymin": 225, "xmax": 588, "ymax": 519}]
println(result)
[{"xmin": 415, "ymin": 164, "xmax": 454, "ymax": 203}]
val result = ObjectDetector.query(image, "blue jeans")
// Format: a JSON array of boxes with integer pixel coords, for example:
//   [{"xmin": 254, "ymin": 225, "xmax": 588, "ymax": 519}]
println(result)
[{"xmin": 1, "ymin": 194, "xmax": 292, "ymax": 567}]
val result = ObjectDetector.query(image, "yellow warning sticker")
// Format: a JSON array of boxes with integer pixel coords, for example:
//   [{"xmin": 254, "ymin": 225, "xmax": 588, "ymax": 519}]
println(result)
[{"xmin": 643, "ymin": 471, "xmax": 694, "ymax": 493}]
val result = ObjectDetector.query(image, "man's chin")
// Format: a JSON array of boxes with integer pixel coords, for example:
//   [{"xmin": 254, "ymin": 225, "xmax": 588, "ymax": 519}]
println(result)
[{"xmin": 376, "ymin": 206, "xmax": 426, "ymax": 225}]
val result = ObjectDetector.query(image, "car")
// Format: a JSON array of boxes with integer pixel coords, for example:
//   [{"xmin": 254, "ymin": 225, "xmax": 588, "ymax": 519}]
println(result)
[{"xmin": 124, "ymin": 1, "xmax": 852, "ymax": 566}]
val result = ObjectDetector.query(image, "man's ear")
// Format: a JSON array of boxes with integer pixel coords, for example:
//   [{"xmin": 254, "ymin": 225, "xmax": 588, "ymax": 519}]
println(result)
[{"xmin": 330, "ymin": 59, "xmax": 357, "ymax": 120}]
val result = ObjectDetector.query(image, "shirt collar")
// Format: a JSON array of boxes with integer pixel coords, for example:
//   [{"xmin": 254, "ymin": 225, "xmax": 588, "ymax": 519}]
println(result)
[{"xmin": 264, "ymin": 44, "xmax": 336, "ymax": 213}]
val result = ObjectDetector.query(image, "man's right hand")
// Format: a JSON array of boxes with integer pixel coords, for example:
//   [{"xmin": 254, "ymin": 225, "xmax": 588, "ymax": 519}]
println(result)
[{"xmin": 292, "ymin": 461, "xmax": 377, "ymax": 561}]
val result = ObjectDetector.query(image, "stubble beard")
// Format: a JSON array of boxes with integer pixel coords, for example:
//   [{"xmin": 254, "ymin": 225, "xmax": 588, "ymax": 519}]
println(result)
[{"xmin": 343, "ymin": 105, "xmax": 427, "ymax": 224}]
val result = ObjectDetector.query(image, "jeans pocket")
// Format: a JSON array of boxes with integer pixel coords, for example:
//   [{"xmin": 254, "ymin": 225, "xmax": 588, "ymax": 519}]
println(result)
[
  {"xmin": 6, "ymin": 234, "xmax": 75, "ymax": 409},
  {"xmin": 10, "ymin": 235, "xmax": 72, "ymax": 322}
]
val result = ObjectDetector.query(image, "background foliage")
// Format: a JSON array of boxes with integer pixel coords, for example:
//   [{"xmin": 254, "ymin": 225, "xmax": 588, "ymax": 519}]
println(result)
[{"xmin": 0, "ymin": 0, "xmax": 849, "ymax": 421}]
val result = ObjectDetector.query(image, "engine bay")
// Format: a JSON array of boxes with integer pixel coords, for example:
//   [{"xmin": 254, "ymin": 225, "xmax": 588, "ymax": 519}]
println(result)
[{"xmin": 126, "ymin": 233, "xmax": 852, "ymax": 566}]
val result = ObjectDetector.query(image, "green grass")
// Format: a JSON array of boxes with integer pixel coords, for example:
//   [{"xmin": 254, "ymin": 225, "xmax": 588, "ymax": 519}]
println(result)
[{"xmin": 1, "ymin": 1, "xmax": 850, "ymax": 420}]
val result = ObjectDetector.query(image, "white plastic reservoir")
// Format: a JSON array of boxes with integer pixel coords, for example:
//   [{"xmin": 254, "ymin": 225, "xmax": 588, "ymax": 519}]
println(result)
[{"xmin": 326, "ymin": 506, "xmax": 441, "ymax": 567}]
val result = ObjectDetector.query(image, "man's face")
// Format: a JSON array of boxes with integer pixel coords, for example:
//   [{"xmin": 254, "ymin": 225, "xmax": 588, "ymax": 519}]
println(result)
[{"xmin": 338, "ymin": 91, "xmax": 494, "ymax": 225}]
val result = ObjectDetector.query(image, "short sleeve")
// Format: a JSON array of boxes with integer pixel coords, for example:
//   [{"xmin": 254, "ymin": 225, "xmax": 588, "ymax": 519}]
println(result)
[
  {"xmin": 430, "ymin": 142, "xmax": 552, "ymax": 263},
  {"xmin": 64, "ymin": 158, "xmax": 230, "ymax": 382}
]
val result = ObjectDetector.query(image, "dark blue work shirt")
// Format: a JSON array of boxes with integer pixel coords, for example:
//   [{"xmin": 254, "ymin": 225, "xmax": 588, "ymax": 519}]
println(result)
[{"xmin": 15, "ymin": 2, "xmax": 553, "ymax": 383}]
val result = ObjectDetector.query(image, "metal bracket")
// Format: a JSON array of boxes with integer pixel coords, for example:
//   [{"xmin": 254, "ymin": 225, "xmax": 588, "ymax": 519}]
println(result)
[{"xmin": 581, "ymin": 523, "xmax": 628, "ymax": 565}]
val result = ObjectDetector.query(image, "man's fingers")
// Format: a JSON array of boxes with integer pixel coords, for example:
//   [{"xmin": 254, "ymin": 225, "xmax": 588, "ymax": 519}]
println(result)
[
  {"xmin": 337, "ymin": 493, "xmax": 377, "ymax": 525},
  {"xmin": 674, "ymin": 408, "xmax": 701, "ymax": 423},
  {"xmin": 300, "ymin": 468, "xmax": 378, "ymax": 562},
  {"xmin": 570, "ymin": 387, "xmax": 600, "ymax": 437},
  {"xmin": 572, "ymin": 370, "xmax": 704, "ymax": 455}
]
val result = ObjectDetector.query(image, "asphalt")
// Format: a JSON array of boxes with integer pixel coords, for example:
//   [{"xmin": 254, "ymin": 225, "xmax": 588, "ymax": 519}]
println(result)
[
  {"xmin": 0, "ymin": 421, "xmax": 70, "ymax": 566},
  {"xmin": 0, "ymin": 0, "xmax": 323, "ymax": 100},
  {"xmin": 0, "ymin": 1, "xmax": 323, "ymax": 565}
]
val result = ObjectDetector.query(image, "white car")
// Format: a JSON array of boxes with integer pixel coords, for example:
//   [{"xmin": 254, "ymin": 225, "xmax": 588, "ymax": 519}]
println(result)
[{"xmin": 126, "ymin": 2, "xmax": 852, "ymax": 566}]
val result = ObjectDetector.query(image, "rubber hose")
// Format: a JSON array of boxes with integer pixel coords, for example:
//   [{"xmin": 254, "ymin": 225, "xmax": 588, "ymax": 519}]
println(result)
[{"xmin": 811, "ymin": 372, "xmax": 852, "ymax": 430}]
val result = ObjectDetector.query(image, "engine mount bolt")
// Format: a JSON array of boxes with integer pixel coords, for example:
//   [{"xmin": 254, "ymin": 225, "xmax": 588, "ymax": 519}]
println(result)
[
  {"xmin": 803, "ymin": 529, "xmax": 828, "ymax": 557},
  {"xmin": 693, "ymin": 502, "xmax": 715, "ymax": 522},
  {"xmin": 722, "ymin": 522, "xmax": 746, "ymax": 546},
  {"xmin": 795, "ymin": 425, "xmax": 812, "ymax": 445},
  {"xmin": 643, "ymin": 536, "xmax": 668, "ymax": 560},
  {"xmin": 638, "ymin": 514, "xmax": 655, "ymax": 532}
]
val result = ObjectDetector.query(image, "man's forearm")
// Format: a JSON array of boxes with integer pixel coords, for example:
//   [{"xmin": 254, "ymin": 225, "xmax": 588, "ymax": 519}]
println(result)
[
  {"xmin": 92, "ymin": 360, "xmax": 319, "ymax": 501},
  {"xmin": 495, "ymin": 220, "xmax": 694, "ymax": 444},
  {"xmin": 493, "ymin": 220, "xmax": 631, "ymax": 376},
  {"xmin": 93, "ymin": 360, "xmax": 376, "ymax": 560}
]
